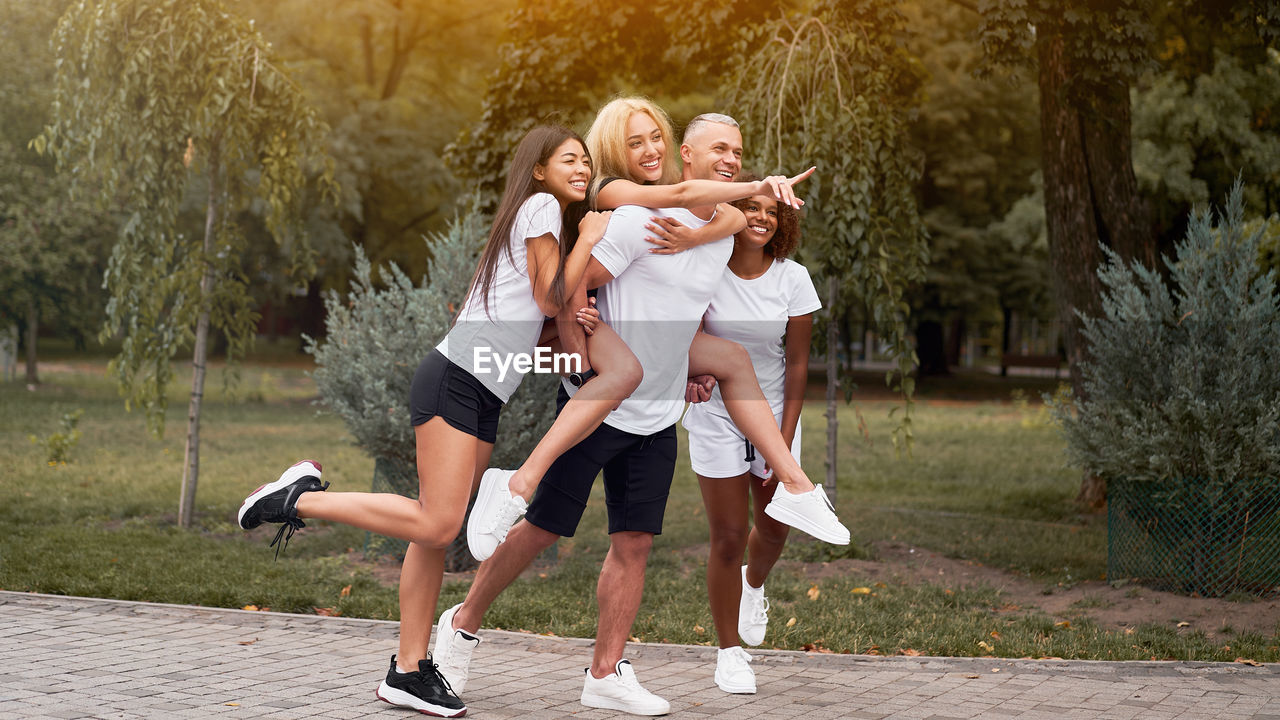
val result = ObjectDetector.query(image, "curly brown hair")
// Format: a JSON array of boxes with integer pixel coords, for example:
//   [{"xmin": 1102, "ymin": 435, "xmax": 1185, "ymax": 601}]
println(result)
[{"xmin": 730, "ymin": 173, "xmax": 802, "ymax": 259}]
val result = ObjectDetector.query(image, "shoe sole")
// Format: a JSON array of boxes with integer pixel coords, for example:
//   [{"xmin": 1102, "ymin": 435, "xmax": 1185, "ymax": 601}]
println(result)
[
  {"xmin": 763, "ymin": 499, "xmax": 850, "ymax": 545},
  {"xmin": 580, "ymin": 693, "xmax": 670, "ymax": 716},
  {"xmin": 376, "ymin": 682, "xmax": 466, "ymax": 717},
  {"xmin": 237, "ymin": 460, "xmax": 322, "ymax": 529},
  {"xmin": 465, "ymin": 469, "xmax": 511, "ymax": 562},
  {"xmin": 433, "ymin": 604, "xmax": 471, "ymax": 694},
  {"xmin": 715, "ymin": 675, "xmax": 757, "ymax": 694}
]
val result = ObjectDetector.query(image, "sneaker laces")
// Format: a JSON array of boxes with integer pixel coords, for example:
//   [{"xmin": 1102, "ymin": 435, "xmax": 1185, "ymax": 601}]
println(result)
[
  {"xmin": 267, "ymin": 479, "xmax": 328, "ymax": 560},
  {"xmin": 269, "ymin": 517, "xmax": 305, "ymax": 560},
  {"xmin": 422, "ymin": 656, "xmax": 461, "ymax": 699},
  {"xmin": 484, "ymin": 496, "xmax": 526, "ymax": 540},
  {"xmin": 749, "ymin": 595, "xmax": 770, "ymax": 625}
]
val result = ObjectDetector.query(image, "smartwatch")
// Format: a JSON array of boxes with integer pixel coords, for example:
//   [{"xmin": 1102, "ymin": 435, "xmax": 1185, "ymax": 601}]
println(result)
[{"xmin": 568, "ymin": 368, "xmax": 597, "ymax": 387}]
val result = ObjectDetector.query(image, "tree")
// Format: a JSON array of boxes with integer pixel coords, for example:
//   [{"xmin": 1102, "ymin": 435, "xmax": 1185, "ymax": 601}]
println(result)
[
  {"xmin": 38, "ymin": 0, "xmax": 336, "ymax": 527},
  {"xmin": 903, "ymin": 0, "xmax": 1044, "ymax": 375},
  {"xmin": 0, "ymin": 0, "xmax": 111, "ymax": 384},
  {"xmin": 728, "ymin": 0, "xmax": 929, "ymax": 498},
  {"xmin": 975, "ymin": 0, "xmax": 1279, "ymax": 506}
]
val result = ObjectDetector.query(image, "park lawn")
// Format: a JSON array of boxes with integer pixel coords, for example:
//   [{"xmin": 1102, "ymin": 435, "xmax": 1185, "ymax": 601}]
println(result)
[{"xmin": 2, "ymin": 357, "xmax": 1276, "ymax": 662}]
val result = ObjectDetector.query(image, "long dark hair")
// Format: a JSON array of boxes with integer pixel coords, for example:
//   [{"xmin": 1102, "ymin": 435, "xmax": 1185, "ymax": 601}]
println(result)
[{"xmin": 471, "ymin": 125, "xmax": 586, "ymax": 316}]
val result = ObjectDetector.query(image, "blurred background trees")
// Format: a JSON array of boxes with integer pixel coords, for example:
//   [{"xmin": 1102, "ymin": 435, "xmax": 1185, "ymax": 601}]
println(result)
[{"xmin": 6, "ymin": 0, "xmax": 1279, "ymax": 506}]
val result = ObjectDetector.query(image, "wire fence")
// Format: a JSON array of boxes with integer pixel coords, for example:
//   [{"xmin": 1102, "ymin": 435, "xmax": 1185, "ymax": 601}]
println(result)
[{"xmin": 1108, "ymin": 477, "xmax": 1280, "ymax": 597}]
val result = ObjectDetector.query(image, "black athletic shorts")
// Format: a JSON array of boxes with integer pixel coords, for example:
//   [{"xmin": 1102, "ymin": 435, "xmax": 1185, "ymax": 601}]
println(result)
[
  {"xmin": 409, "ymin": 349, "xmax": 502, "ymax": 443},
  {"xmin": 524, "ymin": 386, "xmax": 677, "ymax": 537}
]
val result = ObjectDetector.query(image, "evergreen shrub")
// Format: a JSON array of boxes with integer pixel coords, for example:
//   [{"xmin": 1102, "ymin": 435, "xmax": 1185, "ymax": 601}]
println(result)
[
  {"xmin": 1051, "ymin": 183, "xmax": 1280, "ymax": 596},
  {"xmin": 306, "ymin": 208, "xmax": 558, "ymax": 568}
]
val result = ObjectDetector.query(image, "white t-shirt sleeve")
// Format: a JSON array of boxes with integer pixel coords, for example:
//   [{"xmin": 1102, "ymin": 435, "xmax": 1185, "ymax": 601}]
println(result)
[
  {"xmin": 786, "ymin": 261, "xmax": 823, "ymax": 316},
  {"xmin": 589, "ymin": 206, "xmax": 651, "ymax": 279},
  {"xmin": 515, "ymin": 193, "xmax": 562, "ymax": 245}
]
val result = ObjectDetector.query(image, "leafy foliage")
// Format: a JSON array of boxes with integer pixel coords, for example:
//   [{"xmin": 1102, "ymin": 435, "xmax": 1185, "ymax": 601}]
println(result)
[
  {"xmin": 307, "ymin": 206, "xmax": 556, "ymax": 481},
  {"xmin": 446, "ymin": 0, "xmax": 774, "ymax": 207},
  {"xmin": 38, "ymin": 0, "xmax": 336, "ymax": 434},
  {"xmin": 1051, "ymin": 184, "xmax": 1280, "ymax": 483},
  {"xmin": 728, "ymin": 0, "xmax": 929, "ymax": 451},
  {"xmin": 0, "ymin": 0, "xmax": 111, "ymax": 356},
  {"xmin": 28, "ymin": 409, "xmax": 85, "ymax": 465}
]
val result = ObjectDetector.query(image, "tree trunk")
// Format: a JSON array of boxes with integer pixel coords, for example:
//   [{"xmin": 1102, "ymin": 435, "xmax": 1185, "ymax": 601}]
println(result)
[
  {"xmin": 1037, "ymin": 33, "xmax": 1154, "ymax": 509},
  {"xmin": 825, "ymin": 276, "xmax": 838, "ymax": 506},
  {"xmin": 24, "ymin": 299, "xmax": 38, "ymax": 386},
  {"xmin": 179, "ymin": 139, "xmax": 220, "ymax": 528},
  {"xmin": 915, "ymin": 320, "xmax": 949, "ymax": 377}
]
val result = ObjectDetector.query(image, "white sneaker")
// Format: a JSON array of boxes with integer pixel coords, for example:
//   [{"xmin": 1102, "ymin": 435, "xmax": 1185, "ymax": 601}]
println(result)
[
  {"xmin": 580, "ymin": 659, "xmax": 670, "ymax": 716},
  {"xmin": 738, "ymin": 565, "xmax": 769, "ymax": 646},
  {"xmin": 467, "ymin": 469, "xmax": 528, "ymax": 561},
  {"xmin": 431, "ymin": 603, "xmax": 479, "ymax": 694},
  {"xmin": 714, "ymin": 646, "xmax": 757, "ymax": 694},
  {"xmin": 763, "ymin": 483, "xmax": 850, "ymax": 545}
]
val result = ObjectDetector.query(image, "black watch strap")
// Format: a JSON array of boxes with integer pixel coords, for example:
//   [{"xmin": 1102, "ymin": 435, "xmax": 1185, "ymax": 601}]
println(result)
[{"xmin": 569, "ymin": 367, "xmax": 598, "ymax": 387}]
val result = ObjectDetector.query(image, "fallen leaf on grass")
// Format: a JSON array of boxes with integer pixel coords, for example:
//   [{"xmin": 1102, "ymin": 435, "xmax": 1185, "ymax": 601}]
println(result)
[
  {"xmin": 850, "ymin": 587, "xmax": 871, "ymax": 595},
  {"xmin": 786, "ymin": 617, "xmax": 797, "ymax": 628},
  {"xmin": 1176, "ymin": 621, "xmax": 1190, "ymax": 628},
  {"xmin": 978, "ymin": 641, "xmax": 994, "ymax": 653},
  {"xmin": 1237, "ymin": 658, "xmax": 1262, "ymax": 667},
  {"xmin": 901, "ymin": 648, "xmax": 923, "ymax": 657},
  {"xmin": 806, "ymin": 585, "xmax": 821, "ymax": 600},
  {"xmin": 693, "ymin": 625, "xmax": 705, "ymax": 635},
  {"xmin": 314, "ymin": 607, "xmax": 341, "ymax": 617},
  {"xmin": 629, "ymin": 635, "xmax": 640, "ymax": 643},
  {"xmin": 241, "ymin": 605, "xmax": 269, "ymax": 612},
  {"xmin": 990, "ymin": 631, "xmax": 1002, "ymax": 640},
  {"xmin": 1054, "ymin": 621, "xmax": 1071, "ymax": 629},
  {"xmin": 237, "ymin": 638, "xmax": 258, "ymax": 646},
  {"xmin": 339, "ymin": 584, "xmax": 351, "ymax": 598}
]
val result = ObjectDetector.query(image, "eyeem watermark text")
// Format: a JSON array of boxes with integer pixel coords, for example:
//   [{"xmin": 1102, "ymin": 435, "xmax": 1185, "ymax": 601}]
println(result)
[{"xmin": 473, "ymin": 347, "xmax": 582, "ymax": 382}]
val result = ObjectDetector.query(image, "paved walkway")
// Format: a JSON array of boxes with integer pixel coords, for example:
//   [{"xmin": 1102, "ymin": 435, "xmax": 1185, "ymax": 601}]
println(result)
[{"xmin": 1, "ymin": 591, "xmax": 1277, "ymax": 720}]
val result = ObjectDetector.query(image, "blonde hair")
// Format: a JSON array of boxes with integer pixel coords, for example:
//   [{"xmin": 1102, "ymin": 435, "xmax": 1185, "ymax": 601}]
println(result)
[{"xmin": 585, "ymin": 96, "xmax": 681, "ymax": 201}]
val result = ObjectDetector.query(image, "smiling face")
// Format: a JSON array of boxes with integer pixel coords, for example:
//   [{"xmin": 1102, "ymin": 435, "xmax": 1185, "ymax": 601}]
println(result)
[
  {"xmin": 734, "ymin": 195, "xmax": 779, "ymax": 248},
  {"xmin": 624, "ymin": 111, "xmax": 665, "ymax": 183},
  {"xmin": 533, "ymin": 138, "xmax": 591, "ymax": 208},
  {"xmin": 681, "ymin": 122, "xmax": 743, "ymax": 182}
]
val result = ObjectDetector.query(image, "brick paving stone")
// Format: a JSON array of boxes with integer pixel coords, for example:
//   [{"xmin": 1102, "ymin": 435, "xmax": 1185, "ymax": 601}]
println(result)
[{"xmin": 2, "ymin": 591, "xmax": 1279, "ymax": 719}]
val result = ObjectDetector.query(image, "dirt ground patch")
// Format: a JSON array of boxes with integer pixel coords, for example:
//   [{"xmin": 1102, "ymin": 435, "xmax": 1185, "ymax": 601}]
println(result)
[
  {"xmin": 796, "ymin": 541, "xmax": 1280, "ymax": 640},
  {"xmin": 356, "ymin": 539, "xmax": 1279, "ymax": 641}
]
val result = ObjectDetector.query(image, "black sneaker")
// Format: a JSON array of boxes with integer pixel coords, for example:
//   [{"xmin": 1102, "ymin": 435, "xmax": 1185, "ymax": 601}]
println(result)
[
  {"xmin": 375, "ymin": 654, "xmax": 467, "ymax": 717},
  {"xmin": 237, "ymin": 460, "xmax": 328, "ymax": 558}
]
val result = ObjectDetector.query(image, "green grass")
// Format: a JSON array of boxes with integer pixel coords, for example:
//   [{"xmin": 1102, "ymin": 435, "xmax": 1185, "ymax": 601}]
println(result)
[{"xmin": 3, "ymin": 357, "xmax": 1277, "ymax": 662}]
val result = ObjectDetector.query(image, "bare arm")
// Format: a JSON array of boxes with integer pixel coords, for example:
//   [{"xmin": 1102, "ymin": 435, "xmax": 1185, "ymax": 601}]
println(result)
[
  {"xmin": 779, "ymin": 313, "xmax": 815, "ymax": 447},
  {"xmin": 594, "ymin": 168, "xmax": 815, "ymax": 212},
  {"xmin": 645, "ymin": 202, "xmax": 747, "ymax": 254},
  {"xmin": 525, "ymin": 211, "xmax": 611, "ymax": 317}
]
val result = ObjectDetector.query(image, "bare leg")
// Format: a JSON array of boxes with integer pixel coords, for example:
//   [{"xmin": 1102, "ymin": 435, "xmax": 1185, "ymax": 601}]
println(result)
[
  {"xmin": 395, "ymin": 440, "xmax": 493, "ymax": 670},
  {"xmin": 698, "ymin": 473, "xmax": 752, "ymax": 649},
  {"xmin": 688, "ymin": 332, "xmax": 814, "ymax": 493},
  {"xmin": 591, "ymin": 531, "xmax": 654, "ymax": 677},
  {"xmin": 745, "ymin": 474, "xmax": 790, "ymax": 588},
  {"xmin": 452, "ymin": 519, "xmax": 560, "ymax": 634},
  {"xmin": 508, "ymin": 323, "xmax": 641, "ymax": 499},
  {"xmin": 294, "ymin": 417, "xmax": 477, "ymax": 547}
]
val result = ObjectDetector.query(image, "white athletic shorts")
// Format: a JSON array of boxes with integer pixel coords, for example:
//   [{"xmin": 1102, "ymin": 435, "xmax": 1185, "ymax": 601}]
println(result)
[{"xmin": 681, "ymin": 404, "xmax": 802, "ymax": 479}]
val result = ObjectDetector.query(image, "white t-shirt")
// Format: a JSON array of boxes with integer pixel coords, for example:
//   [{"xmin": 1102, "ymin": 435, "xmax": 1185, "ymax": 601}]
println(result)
[
  {"xmin": 701, "ymin": 258, "xmax": 821, "ymax": 416},
  {"xmin": 438, "ymin": 193, "xmax": 561, "ymax": 403},
  {"xmin": 562, "ymin": 204, "xmax": 734, "ymax": 435}
]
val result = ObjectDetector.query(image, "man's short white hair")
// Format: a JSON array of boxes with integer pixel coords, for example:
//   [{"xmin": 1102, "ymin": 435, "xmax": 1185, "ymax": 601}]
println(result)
[{"xmin": 682, "ymin": 113, "xmax": 740, "ymax": 145}]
